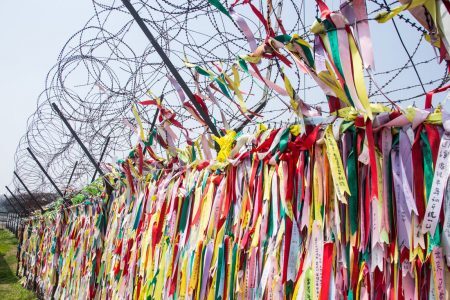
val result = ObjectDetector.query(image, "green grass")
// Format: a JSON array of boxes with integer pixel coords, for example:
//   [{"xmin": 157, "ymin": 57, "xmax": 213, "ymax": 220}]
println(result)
[{"xmin": 0, "ymin": 229, "xmax": 36, "ymax": 300}]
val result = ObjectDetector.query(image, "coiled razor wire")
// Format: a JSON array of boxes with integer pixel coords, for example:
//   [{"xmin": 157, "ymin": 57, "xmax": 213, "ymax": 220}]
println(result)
[{"xmin": 4, "ymin": 0, "xmax": 448, "ymax": 209}]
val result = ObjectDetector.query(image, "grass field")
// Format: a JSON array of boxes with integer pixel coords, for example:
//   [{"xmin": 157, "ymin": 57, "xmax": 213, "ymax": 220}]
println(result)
[{"xmin": 0, "ymin": 229, "xmax": 36, "ymax": 300}]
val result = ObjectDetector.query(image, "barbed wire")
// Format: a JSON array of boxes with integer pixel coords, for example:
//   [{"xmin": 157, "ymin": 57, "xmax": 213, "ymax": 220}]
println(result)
[{"xmin": 4, "ymin": 0, "xmax": 447, "ymax": 209}]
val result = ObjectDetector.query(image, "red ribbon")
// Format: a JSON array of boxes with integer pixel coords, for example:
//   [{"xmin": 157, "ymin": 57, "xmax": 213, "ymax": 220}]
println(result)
[
  {"xmin": 319, "ymin": 242, "xmax": 333, "ymax": 300},
  {"xmin": 315, "ymin": 0, "xmax": 332, "ymax": 18},
  {"xmin": 424, "ymin": 82, "xmax": 450, "ymax": 109},
  {"xmin": 365, "ymin": 120, "xmax": 379, "ymax": 203},
  {"xmin": 243, "ymin": 0, "xmax": 275, "ymax": 37},
  {"xmin": 412, "ymin": 125, "xmax": 425, "ymax": 222}
]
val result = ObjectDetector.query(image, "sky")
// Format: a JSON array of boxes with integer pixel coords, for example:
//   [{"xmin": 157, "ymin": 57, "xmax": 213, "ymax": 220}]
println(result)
[
  {"xmin": 0, "ymin": 1, "xmax": 448, "ymax": 212},
  {"xmin": 0, "ymin": 1, "xmax": 93, "ymax": 200}
]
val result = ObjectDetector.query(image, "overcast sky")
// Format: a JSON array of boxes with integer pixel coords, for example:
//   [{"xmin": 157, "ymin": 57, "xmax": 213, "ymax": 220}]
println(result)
[{"xmin": 0, "ymin": 1, "xmax": 93, "ymax": 199}]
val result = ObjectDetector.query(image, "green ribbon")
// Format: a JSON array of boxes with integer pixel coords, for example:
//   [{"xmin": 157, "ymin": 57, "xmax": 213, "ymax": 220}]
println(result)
[
  {"xmin": 195, "ymin": 66, "xmax": 212, "ymax": 77},
  {"xmin": 208, "ymin": 0, "xmax": 232, "ymax": 19},
  {"xmin": 268, "ymin": 194, "xmax": 274, "ymax": 237},
  {"xmin": 214, "ymin": 76, "xmax": 233, "ymax": 99},
  {"xmin": 228, "ymin": 244, "xmax": 237, "ymax": 299},
  {"xmin": 347, "ymin": 129, "xmax": 358, "ymax": 234},
  {"xmin": 215, "ymin": 245, "xmax": 224, "ymax": 300},
  {"xmin": 274, "ymin": 34, "xmax": 292, "ymax": 44},
  {"xmin": 421, "ymin": 131, "xmax": 441, "ymax": 251},
  {"xmin": 178, "ymin": 194, "xmax": 191, "ymax": 233},
  {"xmin": 421, "ymin": 132, "xmax": 433, "ymax": 200},
  {"xmin": 323, "ymin": 20, "xmax": 354, "ymax": 107},
  {"xmin": 296, "ymin": 42, "xmax": 315, "ymax": 68},
  {"xmin": 145, "ymin": 129, "xmax": 156, "ymax": 146},
  {"xmin": 348, "ymin": 290, "xmax": 354, "ymax": 300},
  {"xmin": 133, "ymin": 201, "xmax": 142, "ymax": 230},
  {"xmin": 97, "ymin": 263, "xmax": 105, "ymax": 284},
  {"xmin": 238, "ymin": 58, "xmax": 249, "ymax": 73},
  {"xmin": 278, "ymin": 128, "xmax": 291, "ymax": 153}
]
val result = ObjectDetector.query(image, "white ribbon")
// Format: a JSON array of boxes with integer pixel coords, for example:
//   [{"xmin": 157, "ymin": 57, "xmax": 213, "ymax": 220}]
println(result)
[{"xmin": 422, "ymin": 132, "xmax": 450, "ymax": 235}]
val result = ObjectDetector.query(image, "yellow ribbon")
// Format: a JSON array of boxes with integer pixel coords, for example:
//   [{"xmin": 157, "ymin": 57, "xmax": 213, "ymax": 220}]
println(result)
[
  {"xmin": 324, "ymin": 126, "xmax": 351, "ymax": 202},
  {"xmin": 375, "ymin": 0, "xmax": 432, "ymax": 23},
  {"xmin": 212, "ymin": 130, "xmax": 237, "ymax": 162}
]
